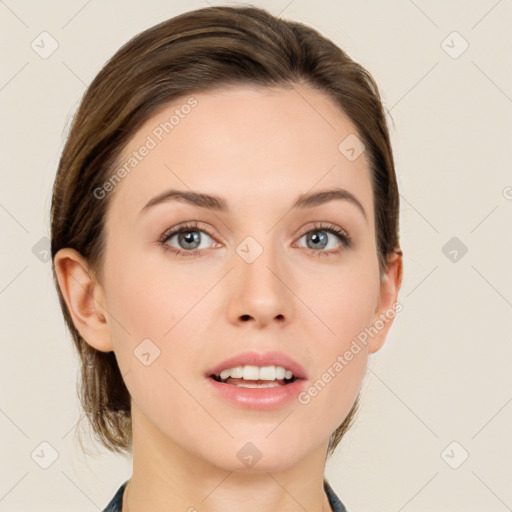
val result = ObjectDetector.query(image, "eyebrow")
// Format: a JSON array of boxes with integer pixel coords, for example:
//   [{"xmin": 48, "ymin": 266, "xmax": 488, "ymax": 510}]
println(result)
[{"xmin": 140, "ymin": 187, "xmax": 368, "ymax": 222}]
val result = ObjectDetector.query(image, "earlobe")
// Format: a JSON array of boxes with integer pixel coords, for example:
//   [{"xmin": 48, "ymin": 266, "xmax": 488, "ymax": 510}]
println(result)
[
  {"xmin": 53, "ymin": 248, "xmax": 114, "ymax": 352},
  {"xmin": 368, "ymin": 250, "xmax": 403, "ymax": 354}
]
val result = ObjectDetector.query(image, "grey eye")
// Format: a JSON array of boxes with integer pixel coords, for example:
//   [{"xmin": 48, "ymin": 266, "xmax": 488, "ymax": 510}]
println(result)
[
  {"xmin": 297, "ymin": 229, "xmax": 343, "ymax": 251},
  {"xmin": 305, "ymin": 231, "xmax": 329, "ymax": 250},
  {"xmin": 166, "ymin": 230, "xmax": 214, "ymax": 251}
]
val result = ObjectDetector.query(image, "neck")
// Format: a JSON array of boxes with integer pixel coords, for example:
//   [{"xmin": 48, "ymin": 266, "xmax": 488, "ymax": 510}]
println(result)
[{"xmin": 122, "ymin": 403, "xmax": 333, "ymax": 512}]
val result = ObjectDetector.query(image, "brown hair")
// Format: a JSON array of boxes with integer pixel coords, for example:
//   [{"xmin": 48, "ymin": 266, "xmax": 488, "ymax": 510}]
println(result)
[{"xmin": 51, "ymin": 5, "xmax": 401, "ymax": 456}]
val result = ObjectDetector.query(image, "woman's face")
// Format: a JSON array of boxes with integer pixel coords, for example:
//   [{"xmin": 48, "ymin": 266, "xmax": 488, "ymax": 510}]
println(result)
[{"xmin": 92, "ymin": 84, "xmax": 399, "ymax": 470}]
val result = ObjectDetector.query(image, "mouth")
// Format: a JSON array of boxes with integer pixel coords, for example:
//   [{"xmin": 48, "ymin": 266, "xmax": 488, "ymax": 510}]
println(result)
[
  {"xmin": 205, "ymin": 350, "xmax": 308, "ymax": 389},
  {"xmin": 209, "ymin": 372, "xmax": 299, "ymax": 388},
  {"xmin": 205, "ymin": 352, "xmax": 308, "ymax": 409}
]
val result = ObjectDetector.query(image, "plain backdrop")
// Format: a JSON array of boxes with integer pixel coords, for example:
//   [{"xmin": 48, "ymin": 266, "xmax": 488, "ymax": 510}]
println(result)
[{"xmin": 1, "ymin": 1, "xmax": 511, "ymax": 511}]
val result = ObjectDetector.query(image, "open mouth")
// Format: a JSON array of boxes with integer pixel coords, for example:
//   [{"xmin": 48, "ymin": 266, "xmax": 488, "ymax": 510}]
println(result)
[
  {"xmin": 209, "ymin": 374, "xmax": 298, "ymax": 388},
  {"xmin": 205, "ymin": 355, "xmax": 307, "ymax": 392}
]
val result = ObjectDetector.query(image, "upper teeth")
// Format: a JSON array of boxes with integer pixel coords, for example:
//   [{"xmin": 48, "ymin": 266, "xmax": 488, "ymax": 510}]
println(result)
[{"xmin": 219, "ymin": 365, "xmax": 294, "ymax": 381}]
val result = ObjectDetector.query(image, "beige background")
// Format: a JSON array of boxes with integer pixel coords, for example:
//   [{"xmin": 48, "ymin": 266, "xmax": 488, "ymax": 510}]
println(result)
[{"xmin": 1, "ymin": 0, "xmax": 511, "ymax": 510}]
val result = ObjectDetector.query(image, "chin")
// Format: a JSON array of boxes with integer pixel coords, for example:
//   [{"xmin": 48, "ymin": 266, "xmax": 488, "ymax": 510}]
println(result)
[{"xmin": 204, "ymin": 438, "xmax": 310, "ymax": 473}]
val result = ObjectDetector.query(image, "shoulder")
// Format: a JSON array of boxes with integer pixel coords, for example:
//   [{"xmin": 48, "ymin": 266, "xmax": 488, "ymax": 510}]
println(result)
[
  {"xmin": 324, "ymin": 478, "xmax": 348, "ymax": 512},
  {"xmin": 102, "ymin": 480, "xmax": 128, "ymax": 512}
]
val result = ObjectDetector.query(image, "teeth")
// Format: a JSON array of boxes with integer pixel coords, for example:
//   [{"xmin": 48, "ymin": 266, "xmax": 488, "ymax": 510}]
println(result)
[
  {"xmin": 218, "ymin": 365, "xmax": 295, "ymax": 382},
  {"xmin": 230, "ymin": 366, "xmax": 244, "ymax": 378},
  {"xmin": 243, "ymin": 365, "xmax": 259, "ymax": 380}
]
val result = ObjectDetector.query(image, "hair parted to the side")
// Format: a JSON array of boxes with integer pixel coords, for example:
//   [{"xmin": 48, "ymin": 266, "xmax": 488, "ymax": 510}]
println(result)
[{"xmin": 51, "ymin": 4, "xmax": 401, "ymax": 457}]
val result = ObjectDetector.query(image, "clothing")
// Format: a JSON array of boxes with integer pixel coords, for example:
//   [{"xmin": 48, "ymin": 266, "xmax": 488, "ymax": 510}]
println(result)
[{"xmin": 102, "ymin": 478, "xmax": 347, "ymax": 511}]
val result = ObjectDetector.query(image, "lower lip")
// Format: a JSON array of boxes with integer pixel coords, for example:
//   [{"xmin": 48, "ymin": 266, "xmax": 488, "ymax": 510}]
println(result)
[{"xmin": 206, "ymin": 377, "xmax": 307, "ymax": 410}]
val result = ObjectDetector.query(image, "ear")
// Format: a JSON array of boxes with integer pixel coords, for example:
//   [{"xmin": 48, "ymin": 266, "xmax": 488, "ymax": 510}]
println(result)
[
  {"xmin": 367, "ymin": 250, "xmax": 403, "ymax": 354},
  {"xmin": 53, "ymin": 248, "xmax": 114, "ymax": 352}
]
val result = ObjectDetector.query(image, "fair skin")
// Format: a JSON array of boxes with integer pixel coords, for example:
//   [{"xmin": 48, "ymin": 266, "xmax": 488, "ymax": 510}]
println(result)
[{"xmin": 55, "ymin": 84, "xmax": 402, "ymax": 512}]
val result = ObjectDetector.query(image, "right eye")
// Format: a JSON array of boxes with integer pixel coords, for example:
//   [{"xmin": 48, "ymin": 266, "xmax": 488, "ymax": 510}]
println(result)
[{"xmin": 158, "ymin": 221, "xmax": 219, "ymax": 257}]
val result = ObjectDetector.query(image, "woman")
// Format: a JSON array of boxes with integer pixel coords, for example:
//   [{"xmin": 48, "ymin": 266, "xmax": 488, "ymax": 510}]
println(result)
[{"xmin": 51, "ymin": 5, "xmax": 403, "ymax": 511}]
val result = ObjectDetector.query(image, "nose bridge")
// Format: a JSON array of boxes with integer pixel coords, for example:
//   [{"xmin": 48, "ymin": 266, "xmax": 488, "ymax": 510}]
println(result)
[{"xmin": 229, "ymin": 230, "xmax": 291, "ymax": 325}]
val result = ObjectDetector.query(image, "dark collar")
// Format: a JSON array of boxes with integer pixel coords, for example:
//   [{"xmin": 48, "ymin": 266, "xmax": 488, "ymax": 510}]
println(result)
[{"xmin": 102, "ymin": 478, "xmax": 347, "ymax": 511}]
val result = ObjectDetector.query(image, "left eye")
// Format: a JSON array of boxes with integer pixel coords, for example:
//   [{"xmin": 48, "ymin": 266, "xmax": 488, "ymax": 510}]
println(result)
[{"xmin": 295, "ymin": 228, "xmax": 348, "ymax": 252}]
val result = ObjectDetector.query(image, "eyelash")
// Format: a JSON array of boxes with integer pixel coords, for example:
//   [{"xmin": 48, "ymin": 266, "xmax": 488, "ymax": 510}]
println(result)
[{"xmin": 158, "ymin": 221, "xmax": 353, "ymax": 258}]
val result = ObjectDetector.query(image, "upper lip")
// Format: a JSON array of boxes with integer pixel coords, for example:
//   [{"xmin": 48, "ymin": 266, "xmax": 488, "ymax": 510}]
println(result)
[{"xmin": 206, "ymin": 350, "xmax": 308, "ymax": 380}]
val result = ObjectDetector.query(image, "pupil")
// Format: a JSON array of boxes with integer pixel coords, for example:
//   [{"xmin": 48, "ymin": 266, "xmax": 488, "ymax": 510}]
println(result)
[
  {"xmin": 179, "ymin": 231, "xmax": 200, "ymax": 249},
  {"xmin": 308, "ymin": 231, "xmax": 327, "ymax": 250}
]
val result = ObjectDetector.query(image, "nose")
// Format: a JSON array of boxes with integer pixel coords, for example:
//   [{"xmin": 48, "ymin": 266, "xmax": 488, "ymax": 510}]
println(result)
[{"xmin": 226, "ymin": 239, "xmax": 293, "ymax": 329}]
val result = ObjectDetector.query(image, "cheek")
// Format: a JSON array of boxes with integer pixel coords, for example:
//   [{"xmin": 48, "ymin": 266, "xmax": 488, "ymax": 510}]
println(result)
[
  {"xmin": 301, "ymin": 262, "xmax": 378, "ymax": 383},
  {"xmin": 302, "ymin": 259, "xmax": 379, "ymax": 350},
  {"xmin": 296, "ymin": 292, "xmax": 372, "ymax": 438},
  {"xmin": 104, "ymin": 243, "xmax": 208, "ymax": 338},
  {"xmin": 285, "ymin": 259, "xmax": 379, "ymax": 424},
  {"xmin": 102, "ymin": 245, "xmax": 216, "ymax": 391},
  {"xmin": 101, "ymin": 253, "xmax": 201, "ymax": 422}
]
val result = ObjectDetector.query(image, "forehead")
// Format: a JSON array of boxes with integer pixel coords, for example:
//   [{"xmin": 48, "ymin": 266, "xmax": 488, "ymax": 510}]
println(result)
[{"xmin": 108, "ymin": 83, "xmax": 374, "ymax": 224}]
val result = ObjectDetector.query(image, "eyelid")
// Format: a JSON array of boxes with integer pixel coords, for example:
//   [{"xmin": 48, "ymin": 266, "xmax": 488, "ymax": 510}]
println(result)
[
  {"xmin": 297, "ymin": 221, "xmax": 350, "ymax": 240},
  {"xmin": 294, "ymin": 221, "xmax": 353, "ymax": 252},
  {"xmin": 158, "ymin": 220, "xmax": 217, "ymax": 245},
  {"xmin": 158, "ymin": 220, "xmax": 352, "ymax": 256}
]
